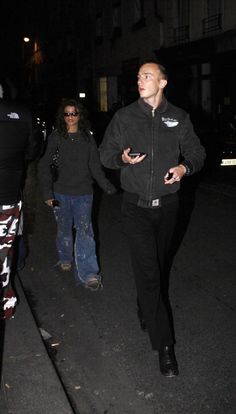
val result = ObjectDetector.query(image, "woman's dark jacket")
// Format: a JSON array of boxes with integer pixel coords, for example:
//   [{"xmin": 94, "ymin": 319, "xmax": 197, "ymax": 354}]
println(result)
[
  {"xmin": 99, "ymin": 98, "xmax": 206, "ymax": 201},
  {"xmin": 38, "ymin": 129, "xmax": 115, "ymax": 200}
]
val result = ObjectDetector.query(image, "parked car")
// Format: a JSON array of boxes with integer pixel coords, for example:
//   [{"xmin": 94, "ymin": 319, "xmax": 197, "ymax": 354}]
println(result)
[{"xmin": 219, "ymin": 141, "xmax": 236, "ymax": 167}]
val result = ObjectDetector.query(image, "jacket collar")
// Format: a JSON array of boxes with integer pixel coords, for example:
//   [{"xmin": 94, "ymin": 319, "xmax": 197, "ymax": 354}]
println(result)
[{"xmin": 138, "ymin": 97, "xmax": 168, "ymax": 115}]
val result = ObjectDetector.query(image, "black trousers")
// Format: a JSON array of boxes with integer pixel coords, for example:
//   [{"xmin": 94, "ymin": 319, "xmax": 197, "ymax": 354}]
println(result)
[{"xmin": 122, "ymin": 195, "xmax": 179, "ymax": 350}]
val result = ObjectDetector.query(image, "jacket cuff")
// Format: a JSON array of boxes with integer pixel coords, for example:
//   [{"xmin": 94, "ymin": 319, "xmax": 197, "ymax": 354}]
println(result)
[{"xmin": 181, "ymin": 160, "xmax": 193, "ymax": 176}]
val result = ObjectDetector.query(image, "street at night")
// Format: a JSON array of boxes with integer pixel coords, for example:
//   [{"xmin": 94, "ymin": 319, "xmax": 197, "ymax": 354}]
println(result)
[
  {"xmin": 1, "ymin": 167, "xmax": 235, "ymax": 414},
  {"xmin": 1, "ymin": 1, "xmax": 236, "ymax": 413}
]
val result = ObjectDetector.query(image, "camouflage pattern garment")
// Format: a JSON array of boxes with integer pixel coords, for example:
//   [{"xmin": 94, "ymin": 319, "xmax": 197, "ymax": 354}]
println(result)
[{"xmin": 0, "ymin": 201, "xmax": 22, "ymax": 319}]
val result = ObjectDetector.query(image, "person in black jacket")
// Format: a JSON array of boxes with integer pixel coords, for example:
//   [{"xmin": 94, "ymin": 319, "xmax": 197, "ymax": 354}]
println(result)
[
  {"xmin": 99, "ymin": 62, "xmax": 206, "ymax": 377},
  {"xmin": 0, "ymin": 81, "xmax": 38, "ymax": 319},
  {"xmin": 38, "ymin": 98, "xmax": 116, "ymax": 291}
]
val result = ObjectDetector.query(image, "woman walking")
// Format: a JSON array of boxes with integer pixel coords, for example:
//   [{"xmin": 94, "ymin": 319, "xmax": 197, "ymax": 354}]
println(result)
[{"xmin": 38, "ymin": 99, "xmax": 116, "ymax": 291}]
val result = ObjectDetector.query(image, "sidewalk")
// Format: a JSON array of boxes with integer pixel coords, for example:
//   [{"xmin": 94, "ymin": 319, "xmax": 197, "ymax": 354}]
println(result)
[{"xmin": 0, "ymin": 276, "xmax": 74, "ymax": 414}]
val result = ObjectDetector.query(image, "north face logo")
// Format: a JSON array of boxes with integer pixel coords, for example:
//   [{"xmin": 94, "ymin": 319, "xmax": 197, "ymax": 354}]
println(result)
[{"xmin": 7, "ymin": 112, "xmax": 20, "ymax": 119}]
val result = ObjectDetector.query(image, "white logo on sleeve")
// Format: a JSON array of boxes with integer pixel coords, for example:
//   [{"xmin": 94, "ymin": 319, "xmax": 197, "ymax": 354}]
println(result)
[
  {"xmin": 7, "ymin": 112, "xmax": 20, "ymax": 119},
  {"xmin": 162, "ymin": 117, "xmax": 179, "ymax": 127}
]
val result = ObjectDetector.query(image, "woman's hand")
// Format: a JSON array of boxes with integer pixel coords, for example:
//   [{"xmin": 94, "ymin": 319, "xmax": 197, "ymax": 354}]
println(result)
[{"xmin": 45, "ymin": 199, "xmax": 54, "ymax": 207}]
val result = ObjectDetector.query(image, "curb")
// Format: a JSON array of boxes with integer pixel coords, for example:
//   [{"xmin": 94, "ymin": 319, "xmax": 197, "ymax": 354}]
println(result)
[{"xmin": 1, "ymin": 275, "xmax": 74, "ymax": 414}]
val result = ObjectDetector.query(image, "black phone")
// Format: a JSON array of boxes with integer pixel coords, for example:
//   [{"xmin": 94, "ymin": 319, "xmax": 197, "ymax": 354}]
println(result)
[
  {"xmin": 129, "ymin": 152, "xmax": 146, "ymax": 158},
  {"xmin": 166, "ymin": 172, "xmax": 173, "ymax": 180}
]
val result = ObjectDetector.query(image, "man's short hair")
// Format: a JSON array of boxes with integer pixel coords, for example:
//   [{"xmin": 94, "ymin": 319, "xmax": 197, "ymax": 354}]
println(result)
[{"xmin": 139, "ymin": 60, "xmax": 168, "ymax": 81}]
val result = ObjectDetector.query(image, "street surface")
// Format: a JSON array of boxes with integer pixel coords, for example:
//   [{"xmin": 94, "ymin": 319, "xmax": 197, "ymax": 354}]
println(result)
[{"xmin": 18, "ymin": 166, "xmax": 236, "ymax": 414}]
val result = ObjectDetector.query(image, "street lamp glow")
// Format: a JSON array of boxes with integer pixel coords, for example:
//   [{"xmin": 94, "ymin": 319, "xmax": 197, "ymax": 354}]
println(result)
[{"xmin": 23, "ymin": 37, "xmax": 30, "ymax": 43}]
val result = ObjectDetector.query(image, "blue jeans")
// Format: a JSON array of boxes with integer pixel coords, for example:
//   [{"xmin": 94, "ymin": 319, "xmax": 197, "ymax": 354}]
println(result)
[{"xmin": 53, "ymin": 193, "xmax": 99, "ymax": 284}]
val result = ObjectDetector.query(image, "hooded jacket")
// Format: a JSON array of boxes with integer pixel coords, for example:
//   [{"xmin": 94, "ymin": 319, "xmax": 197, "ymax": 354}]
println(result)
[{"xmin": 99, "ymin": 98, "xmax": 206, "ymax": 202}]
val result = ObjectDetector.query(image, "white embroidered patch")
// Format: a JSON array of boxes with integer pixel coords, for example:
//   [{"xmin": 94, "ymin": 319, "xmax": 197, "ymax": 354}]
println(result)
[
  {"xmin": 162, "ymin": 117, "xmax": 179, "ymax": 127},
  {"xmin": 7, "ymin": 112, "xmax": 20, "ymax": 119}
]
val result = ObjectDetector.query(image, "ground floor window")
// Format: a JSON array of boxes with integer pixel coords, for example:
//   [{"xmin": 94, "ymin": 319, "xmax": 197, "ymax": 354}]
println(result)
[{"xmin": 99, "ymin": 77, "xmax": 108, "ymax": 112}]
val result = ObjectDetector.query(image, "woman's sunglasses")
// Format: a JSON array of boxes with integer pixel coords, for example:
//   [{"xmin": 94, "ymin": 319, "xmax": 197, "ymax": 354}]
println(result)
[{"xmin": 64, "ymin": 112, "xmax": 79, "ymax": 117}]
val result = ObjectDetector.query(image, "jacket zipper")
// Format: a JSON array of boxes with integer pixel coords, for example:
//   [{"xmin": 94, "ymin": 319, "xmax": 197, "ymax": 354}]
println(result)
[{"xmin": 148, "ymin": 108, "xmax": 155, "ymax": 203}]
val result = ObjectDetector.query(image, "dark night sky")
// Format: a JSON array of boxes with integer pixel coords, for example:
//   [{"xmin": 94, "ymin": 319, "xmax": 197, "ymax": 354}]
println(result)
[
  {"xmin": 1, "ymin": 2, "xmax": 33, "ymax": 62},
  {"xmin": 0, "ymin": 1, "xmax": 57, "ymax": 82},
  {"xmin": 1, "ymin": 0, "xmax": 84, "ymax": 105}
]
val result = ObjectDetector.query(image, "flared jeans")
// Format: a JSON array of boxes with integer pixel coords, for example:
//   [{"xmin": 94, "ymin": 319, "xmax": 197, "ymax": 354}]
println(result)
[{"xmin": 53, "ymin": 193, "xmax": 99, "ymax": 284}]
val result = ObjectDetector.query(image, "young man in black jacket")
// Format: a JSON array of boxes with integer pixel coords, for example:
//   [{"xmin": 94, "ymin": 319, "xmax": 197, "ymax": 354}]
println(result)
[
  {"xmin": 0, "ymin": 81, "xmax": 39, "ymax": 319},
  {"xmin": 99, "ymin": 61, "xmax": 206, "ymax": 377}
]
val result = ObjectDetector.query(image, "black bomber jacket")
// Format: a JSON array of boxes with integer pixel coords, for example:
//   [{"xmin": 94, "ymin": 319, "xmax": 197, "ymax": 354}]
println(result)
[{"xmin": 99, "ymin": 98, "xmax": 206, "ymax": 201}]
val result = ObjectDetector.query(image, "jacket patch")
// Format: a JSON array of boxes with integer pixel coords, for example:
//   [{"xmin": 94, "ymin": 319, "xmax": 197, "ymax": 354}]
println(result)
[
  {"xmin": 162, "ymin": 117, "xmax": 179, "ymax": 127},
  {"xmin": 7, "ymin": 112, "xmax": 20, "ymax": 119}
]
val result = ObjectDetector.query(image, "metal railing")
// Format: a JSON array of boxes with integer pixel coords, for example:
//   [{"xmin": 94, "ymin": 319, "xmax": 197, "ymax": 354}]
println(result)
[
  {"xmin": 202, "ymin": 13, "xmax": 222, "ymax": 34},
  {"xmin": 174, "ymin": 25, "xmax": 189, "ymax": 43}
]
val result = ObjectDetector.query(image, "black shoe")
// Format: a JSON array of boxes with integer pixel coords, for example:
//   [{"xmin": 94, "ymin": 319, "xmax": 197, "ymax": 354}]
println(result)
[
  {"xmin": 137, "ymin": 307, "xmax": 147, "ymax": 331},
  {"xmin": 158, "ymin": 345, "xmax": 179, "ymax": 377}
]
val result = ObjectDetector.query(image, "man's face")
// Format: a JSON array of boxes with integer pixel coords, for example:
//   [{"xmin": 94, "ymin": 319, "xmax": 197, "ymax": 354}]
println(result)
[{"xmin": 137, "ymin": 63, "xmax": 166, "ymax": 100}]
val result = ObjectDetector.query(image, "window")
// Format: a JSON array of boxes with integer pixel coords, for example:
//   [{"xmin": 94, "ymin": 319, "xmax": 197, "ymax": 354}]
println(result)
[
  {"xmin": 154, "ymin": 0, "xmax": 163, "ymax": 21},
  {"xmin": 95, "ymin": 12, "xmax": 103, "ymax": 44},
  {"xmin": 112, "ymin": 2, "xmax": 122, "ymax": 38},
  {"xmin": 99, "ymin": 77, "xmax": 108, "ymax": 112},
  {"xmin": 112, "ymin": 2, "xmax": 121, "ymax": 29},
  {"xmin": 207, "ymin": 0, "xmax": 222, "ymax": 15},
  {"xmin": 133, "ymin": 0, "xmax": 143, "ymax": 22},
  {"xmin": 177, "ymin": 0, "xmax": 189, "ymax": 27},
  {"xmin": 174, "ymin": 0, "xmax": 190, "ymax": 43},
  {"xmin": 203, "ymin": 0, "xmax": 222, "ymax": 34},
  {"xmin": 132, "ymin": 0, "xmax": 145, "ymax": 30}
]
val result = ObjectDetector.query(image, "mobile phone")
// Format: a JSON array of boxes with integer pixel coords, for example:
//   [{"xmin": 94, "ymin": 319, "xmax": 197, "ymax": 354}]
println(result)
[
  {"xmin": 129, "ymin": 152, "xmax": 146, "ymax": 158},
  {"xmin": 166, "ymin": 172, "xmax": 173, "ymax": 180},
  {"xmin": 52, "ymin": 199, "xmax": 60, "ymax": 208}
]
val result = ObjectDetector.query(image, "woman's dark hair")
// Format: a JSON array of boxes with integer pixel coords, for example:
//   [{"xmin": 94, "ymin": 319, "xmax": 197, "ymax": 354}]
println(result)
[{"xmin": 56, "ymin": 98, "xmax": 91, "ymax": 139}]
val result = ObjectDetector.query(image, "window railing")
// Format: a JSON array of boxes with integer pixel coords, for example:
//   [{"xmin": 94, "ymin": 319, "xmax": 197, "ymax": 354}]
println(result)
[
  {"xmin": 174, "ymin": 25, "xmax": 189, "ymax": 43},
  {"xmin": 202, "ymin": 14, "xmax": 222, "ymax": 34}
]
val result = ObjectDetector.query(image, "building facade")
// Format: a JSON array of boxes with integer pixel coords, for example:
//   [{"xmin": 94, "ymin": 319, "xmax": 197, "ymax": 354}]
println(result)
[
  {"xmin": 85, "ymin": 0, "xmax": 236, "ymax": 127},
  {"xmin": 4, "ymin": 0, "xmax": 235, "ymax": 137}
]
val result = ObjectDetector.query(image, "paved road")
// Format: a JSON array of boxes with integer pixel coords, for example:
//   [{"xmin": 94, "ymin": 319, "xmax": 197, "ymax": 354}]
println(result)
[{"xmin": 17, "ymin": 171, "xmax": 236, "ymax": 413}]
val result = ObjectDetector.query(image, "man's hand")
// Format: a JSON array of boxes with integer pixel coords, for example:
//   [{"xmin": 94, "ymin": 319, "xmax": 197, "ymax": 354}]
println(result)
[
  {"xmin": 164, "ymin": 164, "xmax": 186, "ymax": 185},
  {"xmin": 122, "ymin": 148, "xmax": 146, "ymax": 164}
]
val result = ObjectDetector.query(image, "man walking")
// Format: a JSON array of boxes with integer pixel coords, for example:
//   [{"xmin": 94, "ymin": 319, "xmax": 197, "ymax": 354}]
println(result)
[
  {"xmin": 0, "ymin": 80, "xmax": 38, "ymax": 319},
  {"xmin": 99, "ymin": 61, "xmax": 205, "ymax": 377}
]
